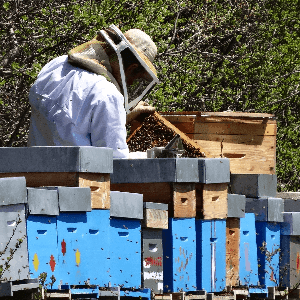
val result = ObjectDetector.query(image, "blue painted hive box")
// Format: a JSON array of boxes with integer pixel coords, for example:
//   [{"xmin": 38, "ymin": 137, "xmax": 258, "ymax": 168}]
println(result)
[
  {"xmin": 196, "ymin": 219, "xmax": 226, "ymax": 293},
  {"xmin": 163, "ymin": 218, "xmax": 197, "ymax": 292}
]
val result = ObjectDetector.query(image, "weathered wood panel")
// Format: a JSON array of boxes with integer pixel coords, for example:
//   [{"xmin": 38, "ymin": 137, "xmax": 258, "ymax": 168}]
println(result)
[
  {"xmin": 194, "ymin": 121, "xmax": 276, "ymax": 136},
  {"xmin": 162, "ymin": 112, "xmax": 277, "ymax": 175},
  {"xmin": 173, "ymin": 183, "xmax": 196, "ymax": 218},
  {"xmin": 196, "ymin": 183, "xmax": 228, "ymax": 219},
  {"xmin": 78, "ymin": 173, "xmax": 110, "ymax": 209},
  {"xmin": 226, "ymin": 218, "xmax": 240, "ymax": 287},
  {"xmin": 143, "ymin": 208, "xmax": 168, "ymax": 229},
  {"xmin": 194, "ymin": 134, "xmax": 276, "ymax": 174}
]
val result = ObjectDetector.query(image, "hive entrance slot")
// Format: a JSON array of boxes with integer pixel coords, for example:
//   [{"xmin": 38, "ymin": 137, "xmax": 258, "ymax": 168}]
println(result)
[
  {"xmin": 118, "ymin": 232, "xmax": 129, "ymax": 237},
  {"xmin": 149, "ymin": 244, "xmax": 158, "ymax": 252},
  {"xmin": 90, "ymin": 186, "xmax": 100, "ymax": 192},
  {"xmin": 181, "ymin": 198, "xmax": 188, "ymax": 204},
  {"xmin": 223, "ymin": 153, "xmax": 246, "ymax": 159},
  {"xmin": 7, "ymin": 220, "xmax": 16, "ymax": 226}
]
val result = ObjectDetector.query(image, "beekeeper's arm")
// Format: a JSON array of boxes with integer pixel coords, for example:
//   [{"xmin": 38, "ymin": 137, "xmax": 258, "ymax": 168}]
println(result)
[
  {"xmin": 126, "ymin": 101, "xmax": 156, "ymax": 124},
  {"xmin": 89, "ymin": 82, "xmax": 129, "ymax": 159}
]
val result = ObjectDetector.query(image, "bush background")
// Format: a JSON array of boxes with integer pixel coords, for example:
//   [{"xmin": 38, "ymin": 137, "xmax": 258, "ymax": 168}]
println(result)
[{"xmin": 0, "ymin": 0, "xmax": 299, "ymax": 191}]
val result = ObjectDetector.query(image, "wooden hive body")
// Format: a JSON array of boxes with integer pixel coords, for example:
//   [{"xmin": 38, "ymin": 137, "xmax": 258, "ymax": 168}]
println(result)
[{"xmin": 160, "ymin": 111, "xmax": 277, "ymax": 174}]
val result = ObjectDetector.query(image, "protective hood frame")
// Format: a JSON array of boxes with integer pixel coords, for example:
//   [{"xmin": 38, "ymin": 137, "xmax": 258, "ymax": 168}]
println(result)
[{"xmin": 100, "ymin": 24, "xmax": 159, "ymax": 113}]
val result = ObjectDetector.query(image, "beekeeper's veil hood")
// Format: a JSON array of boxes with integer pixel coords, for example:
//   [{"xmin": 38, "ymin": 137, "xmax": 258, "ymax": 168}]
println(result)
[{"xmin": 68, "ymin": 25, "xmax": 159, "ymax": 113}]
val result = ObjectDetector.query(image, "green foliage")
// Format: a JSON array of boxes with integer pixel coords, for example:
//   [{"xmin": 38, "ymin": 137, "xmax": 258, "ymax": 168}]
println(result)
[{"xmin": 0, "ymin": 0, "xmax": 299, "ymax": 191}]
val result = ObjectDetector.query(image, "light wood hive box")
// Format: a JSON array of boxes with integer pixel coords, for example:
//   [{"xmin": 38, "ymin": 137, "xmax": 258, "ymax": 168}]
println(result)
[
  {"xmin": 196, "ymin": 183, "xmax": 228, "ymax": 219},
  {"xmin": 161, "ymin": 111, "xmax": 277, "ymax": 174}
]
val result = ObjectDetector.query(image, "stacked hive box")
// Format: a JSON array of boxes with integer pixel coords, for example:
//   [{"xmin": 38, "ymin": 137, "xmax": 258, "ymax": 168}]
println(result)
[
  {"xmin": 231, "ymin": 174, "xmax": 283, "ymax": 294},
  {"xmin": 280, "ymin": 196, "xmax": 300, "ymax": 290},
  {"xmin": 273, "ymin": 190, "xmax": 300, "ymax": 294},
  {"xmin": 236, "ymin": 175, "xmax": 283, "ymax": 289},
  {"xmin": 110, "ymin": 156, "xmax": 231, "ymax": 294},
  {"xmin": 239, "ymin": 213, "xmax": 259, "ymax": 288},
  {"xmin": 0, "ymin": 177, "xmax": 29, "ymax": 282},
  {"xmin": 0, "ymin": 147, "xmax": 113, "ymax": 290},
  {"xmin": 142, "ymin": 202, "xmax": 168, "ymax": 294},
  {"xmin": 160, "ymin": 111, "xmax": 277, "ymax": 175},
  {"xmin": 195, "ymin": 159, "xmax": 229, "ymax": 293},
  {"xmin": 108, "ymin": 191, "xmax": 143, "ymax": 288},
  {"xmin": 163, "ymin": 218, "xmax": 197, "ymax": 293},
  {"xmin": 26, "ymin": 187, "xmax": 93, "ymax": 288},
  {"xmin": 2, "ymin": 109, "xmax": 298, "ymax": 299},
  {"xmin": 0, "ymin": 147, "xmax": 150, "ymax": 299},
  {"xmin": 0, "ymin": 177, "xmax": 39, "ymax": 297},
  {"xmin": 158, "ymin": 111, "xmax": 283, "ymax": 296},
  {"xmin": 196, "ymin": 219, "xmax": 226, "ymax": 293}
]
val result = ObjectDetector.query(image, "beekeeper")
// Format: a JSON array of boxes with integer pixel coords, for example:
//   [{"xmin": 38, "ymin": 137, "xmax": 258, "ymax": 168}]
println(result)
[{"xmin": 28, "ymin": 25, "xmax": 159, "ymax": 158}]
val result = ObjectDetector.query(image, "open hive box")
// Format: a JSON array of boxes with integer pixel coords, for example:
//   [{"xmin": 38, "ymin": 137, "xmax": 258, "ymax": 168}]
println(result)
[
  {"xmin": 129, "ymin": 111, "xmax": 277, "ymax": 174},
  {"xmin": 127, "ymin": 112, "xmax": 210, "ymax": 158}
]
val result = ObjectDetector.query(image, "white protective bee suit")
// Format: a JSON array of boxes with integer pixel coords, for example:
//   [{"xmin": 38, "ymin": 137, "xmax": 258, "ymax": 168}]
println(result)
[{"xmin": 28, "ymin": 26, "xmax": 158, "ymax": 158}]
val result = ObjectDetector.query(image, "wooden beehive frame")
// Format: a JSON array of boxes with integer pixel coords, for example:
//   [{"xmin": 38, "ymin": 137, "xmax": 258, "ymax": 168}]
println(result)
[{"xmin": 127, "ymin": 112, "xmax": 211, "ymax": 157}]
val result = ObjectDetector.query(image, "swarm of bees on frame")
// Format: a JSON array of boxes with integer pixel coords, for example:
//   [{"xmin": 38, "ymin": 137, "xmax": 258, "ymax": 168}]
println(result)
[{"xmin": 127, "ymin": 114, "xmax": 206, "ymax": 158}]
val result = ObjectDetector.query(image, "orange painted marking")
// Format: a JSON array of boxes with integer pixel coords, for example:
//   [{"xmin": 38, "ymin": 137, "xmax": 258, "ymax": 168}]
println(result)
[
  {"xmin": 50, "ymin": 255, "xmax": 56, "ymax": 272},
  {"xmin": 61, "ymin": 239, "xmax": 66, "ymax": 256},
  {"xmin": 33, "ymin": 253, "xmax": 39, "ymax": 272},
  {"xmin": 297, "ymin": 252, "xmax": 300, "ymax": 274}
]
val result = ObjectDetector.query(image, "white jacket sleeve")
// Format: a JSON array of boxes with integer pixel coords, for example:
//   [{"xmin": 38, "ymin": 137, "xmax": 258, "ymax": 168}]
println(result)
[{"xmin": 88, "ymin": 82, "xmax": 129, "ymax": 159}]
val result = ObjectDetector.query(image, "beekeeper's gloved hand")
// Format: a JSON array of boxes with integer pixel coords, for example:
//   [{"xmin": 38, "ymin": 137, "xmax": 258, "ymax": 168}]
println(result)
[{"xmin": 126, "ymin": 101, "xmax": 156, "ymax": 124}]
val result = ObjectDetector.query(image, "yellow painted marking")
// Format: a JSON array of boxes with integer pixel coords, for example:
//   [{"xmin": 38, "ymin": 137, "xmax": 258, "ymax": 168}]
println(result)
[
  {"xmin": 75, "ymin": 249, "xmax": 81, "ymax": 266},
  {"xmin": 33, "ymin": 253, "xmax": 39, "ymax": 272}
]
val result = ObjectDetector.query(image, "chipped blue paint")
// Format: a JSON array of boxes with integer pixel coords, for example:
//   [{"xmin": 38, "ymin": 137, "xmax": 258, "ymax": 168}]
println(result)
[
  {"xmin": 163, "ymin": 218, "xmax": 196, "ymax": 292},
  {"xmin": 256, "ymin": 221, "xmax": 280, "ymax": 287}
]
